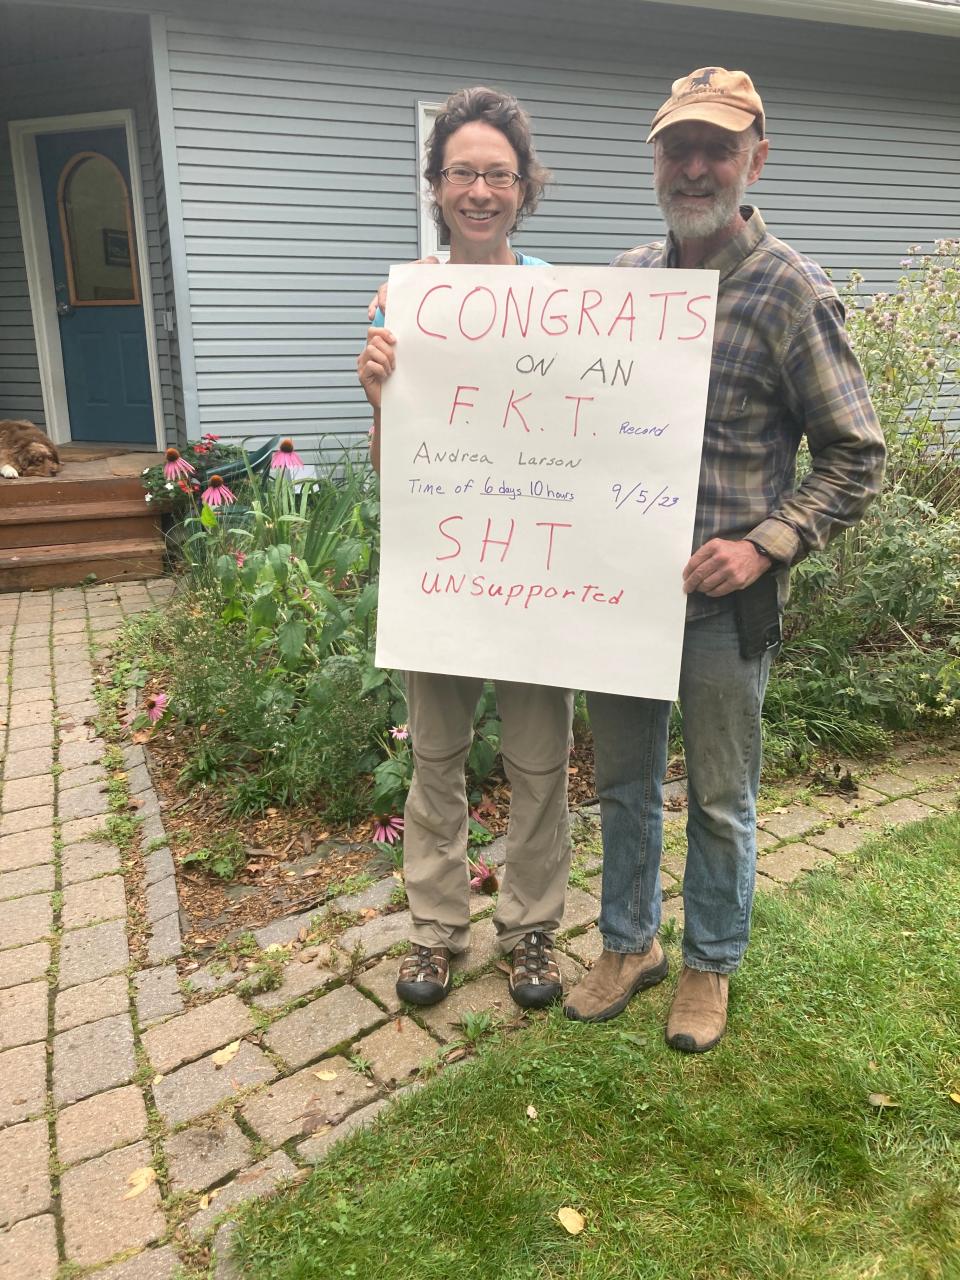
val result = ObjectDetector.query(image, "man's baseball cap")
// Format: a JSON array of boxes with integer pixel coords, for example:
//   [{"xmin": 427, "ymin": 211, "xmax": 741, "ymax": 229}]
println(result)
[{"xmin": 647, "ymin": 67, "xmax": 765, "ymax": 142}]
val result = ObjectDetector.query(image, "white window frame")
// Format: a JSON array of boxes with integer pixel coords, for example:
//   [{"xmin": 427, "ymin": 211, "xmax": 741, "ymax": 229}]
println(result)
[{"xmin": 416, "ymin": 100, "xmax": 449, "ymax": 260}]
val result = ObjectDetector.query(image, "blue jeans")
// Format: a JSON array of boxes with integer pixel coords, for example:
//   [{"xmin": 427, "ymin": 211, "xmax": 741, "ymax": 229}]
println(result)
[{"xmin": 587, "ymin": 608, "xmax": 775, "ymax": 973}]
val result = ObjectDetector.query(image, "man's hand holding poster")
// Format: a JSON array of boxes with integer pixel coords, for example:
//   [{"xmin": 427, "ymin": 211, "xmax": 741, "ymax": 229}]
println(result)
[{"xmin": 375, "ymin": 265, "xmax": 718, "ymax": 700}]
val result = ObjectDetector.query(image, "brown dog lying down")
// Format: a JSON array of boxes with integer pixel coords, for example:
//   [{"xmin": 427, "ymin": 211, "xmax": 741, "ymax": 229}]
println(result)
[{"xmin": 0, "ymin": 419, "xmax": 61, "ymax": 478}]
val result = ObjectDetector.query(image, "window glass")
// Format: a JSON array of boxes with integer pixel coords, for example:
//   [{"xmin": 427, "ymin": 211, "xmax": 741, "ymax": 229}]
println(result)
[{"xmin": 61, "ymin": 154, "xmax": 137, "ymax": 303}]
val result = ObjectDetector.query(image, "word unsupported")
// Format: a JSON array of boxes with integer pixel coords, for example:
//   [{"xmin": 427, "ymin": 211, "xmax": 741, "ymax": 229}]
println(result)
[
  {"xmin": 415, "ymin": 282, "xmax": 712, "ymax": 344},
  {"xmin": 420, "ymin": 573, "xmax": 624, "ymax": 610}
]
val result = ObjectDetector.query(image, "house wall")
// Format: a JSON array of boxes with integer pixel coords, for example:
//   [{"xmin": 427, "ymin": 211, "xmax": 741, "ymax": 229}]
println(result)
[
  {"xmin": 153, "ymin": 1, "xmax": 959, "ymax": 454},
  {"xmin": 0, "ymin": 2, "xmax": 178, "ymax": 439}
]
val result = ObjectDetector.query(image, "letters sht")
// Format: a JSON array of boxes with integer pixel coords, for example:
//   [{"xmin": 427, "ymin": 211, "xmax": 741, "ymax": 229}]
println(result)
[{"xmin": 375, "ymin": 264, "xmax": 718, "ymax": 700}]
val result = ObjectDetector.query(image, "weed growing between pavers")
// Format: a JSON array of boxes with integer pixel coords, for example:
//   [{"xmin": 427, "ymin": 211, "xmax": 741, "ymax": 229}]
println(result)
[{"xmin": 233, "ymin": 814, "xmax": 960, "ymax": 1280}]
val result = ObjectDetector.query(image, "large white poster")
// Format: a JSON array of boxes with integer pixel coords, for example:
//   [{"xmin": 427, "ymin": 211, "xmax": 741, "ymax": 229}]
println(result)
[{"xmin": 375, "ymin": 264, "xmax": 718, "ymax": 700}]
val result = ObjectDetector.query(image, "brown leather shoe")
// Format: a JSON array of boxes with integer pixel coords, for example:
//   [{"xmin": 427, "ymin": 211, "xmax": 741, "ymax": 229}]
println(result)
[
  {"xmin": 665, "ymin": 965, "xmax": 729, "ymax": 1053},
  {"xmin": 396, "ymin": 945, "xmax": 451, "ymax": 1006},
  {"xmin": 564, "ymin": 940, "xmax": 668, "ymax": 1022}
]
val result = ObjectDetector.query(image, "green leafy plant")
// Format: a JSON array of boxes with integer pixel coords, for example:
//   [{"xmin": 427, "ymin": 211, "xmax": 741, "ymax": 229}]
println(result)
[{"xmin": 180, "ymin": 831, "xmax": 248, "ymax": 881}]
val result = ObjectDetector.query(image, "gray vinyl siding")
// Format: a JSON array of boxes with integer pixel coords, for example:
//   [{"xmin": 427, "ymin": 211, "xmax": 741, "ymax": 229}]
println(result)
[
  {"xmin": 157, "ymin": 2, "xmax": 959, "ymax": 455},
  {"xmin": 0, "ymin": 3, "xmax": 177, "ymax": 438},
  {"xmin": 0, "ymin": 124, "xmax": 42, "ymax": 421}
]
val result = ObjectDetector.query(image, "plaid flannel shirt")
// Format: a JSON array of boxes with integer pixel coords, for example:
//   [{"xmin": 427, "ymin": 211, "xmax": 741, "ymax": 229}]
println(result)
[{"xmin": 613, "ymin": 207, "xmax": 885, "ymax": 619}]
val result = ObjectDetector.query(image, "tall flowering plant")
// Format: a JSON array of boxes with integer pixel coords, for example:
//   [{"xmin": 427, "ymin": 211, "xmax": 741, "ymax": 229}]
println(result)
[{"xmin": 140, "ymin": 435, "xmax": 245, "ymax": 513}]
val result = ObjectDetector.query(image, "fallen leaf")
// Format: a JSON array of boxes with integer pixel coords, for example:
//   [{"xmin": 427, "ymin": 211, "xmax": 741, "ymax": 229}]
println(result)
[
  {"xmin": 557, "ymin": 1206, "xmax": 586, "ymax": 1235},
  {"xmin": 152, "ymin": 1075, "xmax": 163, "ymax": 1086},
  {"xmin": 264, "ymin": 943, "xmax": 285, "ymax": 953},
  {"xmin": 132, "ymin": 729, "xmax": 151, "ymax": 744},
  {"xmin": 867, "ymin": 1092, "xmax": 899, "ymax": 1109},
  {"xmin": 212, "ymin": 1040, "xmax": 241, "ymax": 1067},
  {"xmin": 123, "ymin": 1166, "xmax": 157, "ymax": 1200},
  {"xmin": 313, "ymin": 1069, "xmax": 338, "ymax": 1081},
  {"xmin": 949, "ymin": 1092, "xmax": 960, "ymax": 1106},
  {"xmin": 526, "ymin": 1105, "xmax": 539, "ymax": 1120},
  {"xmin": 444, "ymin": 1047, "xmax": 468, "ymax": 1063}
]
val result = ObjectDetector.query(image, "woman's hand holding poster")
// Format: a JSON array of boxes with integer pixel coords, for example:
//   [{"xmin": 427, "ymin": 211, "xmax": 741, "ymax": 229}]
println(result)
[{"xmin": 376, "ymin": 264, "xmax": 718, "ymax": 700}]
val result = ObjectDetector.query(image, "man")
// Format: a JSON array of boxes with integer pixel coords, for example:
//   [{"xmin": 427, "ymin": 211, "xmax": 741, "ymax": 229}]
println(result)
[{"xmin": 563, "ymin": 68, "xmax": 886, "ymax": 1052}]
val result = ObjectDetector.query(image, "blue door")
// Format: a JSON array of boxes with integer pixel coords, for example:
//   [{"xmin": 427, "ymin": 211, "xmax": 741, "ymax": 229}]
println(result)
[{"xmin": 37, "ymin": 126, "xmax": 155, "ymax": 444}]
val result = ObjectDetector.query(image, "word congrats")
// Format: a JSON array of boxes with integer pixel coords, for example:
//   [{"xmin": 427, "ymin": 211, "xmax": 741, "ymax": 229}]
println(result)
[{"xmin": 376, "ymin": 264, "xmax": 718, "ymax": 700}]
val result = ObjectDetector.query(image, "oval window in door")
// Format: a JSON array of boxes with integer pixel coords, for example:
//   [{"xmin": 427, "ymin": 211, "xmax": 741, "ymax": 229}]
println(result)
[{"xmin": 58, "ymin": 151, "xmax": 140, "ymax": 305}]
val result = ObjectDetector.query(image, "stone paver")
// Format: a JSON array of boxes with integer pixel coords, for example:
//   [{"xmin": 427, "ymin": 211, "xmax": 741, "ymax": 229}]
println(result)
[
  {"xmin": 558, "ymin": 885, "xmax": 600, "ymax": 932},
  {"xmin": 60, "ymin": 763, "xmax": 108, "ymax": 791},
  {"xmin": 96, "ymin": 1242, "xmax": 180, "ymax": 1279},
  {"xmin": 758, "ymin": 804, "xmax": 825, "ymax": 840},
  {"xmin": 184, "ymin": 1151, "xmax": 299, "ymax": 1240},
  {"xmin": 418, "ymin": 972, "xmax": 513, "ymax": 1043},
  {"xmin": 858, "ymin": 797, "xmax": 935, "ymax": 829},
  {"xmin": 0, "ymin": 804, "xmax": 54, "ymax": 837},
  {"xmin": 59, "ymin": 919, "xmax": 129, "ymax": 987},
  {"xmin": 0, "ymin": 1042, "xmax": 46, "ymax": 1126},
  {"xmin": 53, "ymin": 1013, "xmax": 136, "ymax": 1106},
  {"xmin": 164, "ymin": 1116, "xmax": 252, "ymax": 1194},
  {"xmin": 135, "ymin": 965, "xmax": 184, "ymax": 1026},
  {"xmin": 0, "ymin": 893, "xmax": 52, "ymax": 951},
  {"xmin": 297, "ymin": 1095, "xmax": 391, "ymax": 1163},
  {"xmin": 146, "ymin": 911, "xmax": 183, "ymax": 964},
  {"xmin": 892, "ymin": 758, "xmax": 959, "ymax": 784},
  {"xmin": 153, "ymin": 1041, "xmax": 278, "ymax": 1127},
  {"xmin": 859, "ymin": 771, "xmax": 922, "ymax": 798},
  {"xmin": 360, "ymin": 1017, "xmax": 439, "ymax": 1088},
  {"xmin": 354, "ymin": 956, "xmax": 405, "ymax": 1014},
  {"xmin": 757, "ymin": 843, "xmax": 836, "ymax": 885},
  {"xmin": 251, "ymin": 954, "xmax": 336, "ymax": 1011},
  {"xmin": 0, "ymin": 982, "xmax": 48, "ymax": 1050},
  {"xmin": 0, "ymin": 1213, "xmax": 58, "ymax": 1279},
  {"xmin": 5, "ymin": 725, "xmax": 54, "ymax": 756},
  {"xmin": 55, "ymin": 973, "xmax": 129, "ymax": 1033},
  {"xmin": 1, "ymin": 774, "xmax": 54, "ymax": 812},
  {"xmin": 57, "ymin": 781, "xmax": 110, "ymax": 822},
  {"xmin": 0, "ymin": 827, "xmax": 53, "ymax": 873},
  {"xmin": 57, "ymin": 1085, "xmax": 149, "ymax": 1168},
  {"xmin": 142, "ymin": 993, "xmax": 254, "ymax": 1074},
  {"xmin": 913, "ymin": 787, "xmax": 960, "ymax": 813},
  {"xmin": 143, "ymin": 847, "xmax": 174, "ymax": 886},
  {"xmin": 62, "ymin": 875, "xmax": 127, "ymax": 930},
  {"xmin": 240, "ymin": 1055, "xmax": 374, "ymax": 1146},
  {"xmin": 61, "ymin": 814, "xmax": 110, "ymax": 844},
  {"xmin": 59, "ymin": 739, "xmax": 107, "ymax": 769},
  {"xmin": 0, "ymin": 863, "xmax": 55, "ymax": 900},
  {"xmin": 0, "ymin": 1118, "xmax": 51, "ymax": 1227},
  {"xmin": 145, "ymin": 875, "xmax": 178, "ymax": 921},
  {"xmin": 336, "ymin": 908, "xmax": 414, "ymax": 961},
  {"xmin": 61, "ymin": 1140, "xmax": 165, "ymax": 1267},
  {"xmin": 61, "ymin": 840, "xmax": 121, "ymax": 885},
  {"xmin": 2, "ymin": 747, "xmax": 54, "ymax": 780},
  {"xmin": 265, "ymin": 985, "xmax": 384, "ymax": 1069},
  {"xmin": 561, "ymin": 925, "xmax": 606, "ymax": 967},
  {"xmin": 806, "ymin": 822, "xmax": 871, "ymax": 855},
  {"xmin": 0, "ymin": 942, "xmax": 50, "ymax": 991}
]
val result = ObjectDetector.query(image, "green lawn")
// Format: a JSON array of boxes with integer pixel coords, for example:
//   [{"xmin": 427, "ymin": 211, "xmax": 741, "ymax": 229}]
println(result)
[{"xmin": 234, "ymin": 814, "xmax": 960, "ymax": 1280}]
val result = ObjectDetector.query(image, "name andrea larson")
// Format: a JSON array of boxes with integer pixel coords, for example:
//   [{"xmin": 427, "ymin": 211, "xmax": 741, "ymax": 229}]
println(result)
[{"xmin": 401, "ymin": 277, "xmax": 711, "ymax": 614}]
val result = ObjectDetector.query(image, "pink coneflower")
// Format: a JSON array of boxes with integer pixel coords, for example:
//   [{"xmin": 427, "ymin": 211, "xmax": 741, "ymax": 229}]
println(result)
[
  {"xmin": 202, "ymin": 433, "xmax": 220, "ymax": 442},
  {"xmin": 469, "ymin": 858, "xmax": 499, "ymax": 895},
  {"xmin": 145, "ymin": 692, "xmax": 168, "ymax": 724},
  {"xmin": 372, "ymin": 815, "xmax": 404, "ymax": 845},
  {"xmin": 163, "ymin": 447, "xmax": 195, "ymax": 481},
  {"xmin": 271, "ymin": 438, "xmax": 304, "ymax": 470},
  {"xmin": 233, "ymin": 551, "xmax": 246, "ymax": 568},
  {"xmin": 201, "ymin": 475, "xmax": 236, "ymax": 507},
  {"xmin": 390, "ymin": 724, "xmax": 409, "ymax": 741}
]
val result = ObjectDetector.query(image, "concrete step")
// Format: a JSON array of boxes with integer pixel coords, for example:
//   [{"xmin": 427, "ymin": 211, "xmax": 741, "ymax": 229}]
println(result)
[{"xmin": 0, "ymin": 537, "xmax": 165, "ymax": 592}]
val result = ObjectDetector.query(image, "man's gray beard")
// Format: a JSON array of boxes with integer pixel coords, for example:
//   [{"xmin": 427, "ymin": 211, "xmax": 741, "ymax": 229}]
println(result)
[{"xmin": 657, "ymin": 175, "xmax": 747, "ymax": 241}]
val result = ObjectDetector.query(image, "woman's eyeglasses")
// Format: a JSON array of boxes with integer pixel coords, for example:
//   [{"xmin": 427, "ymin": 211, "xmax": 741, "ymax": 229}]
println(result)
[{"xmin": 440, "ymin": 166, "xmax": 521, "ymax": 189}]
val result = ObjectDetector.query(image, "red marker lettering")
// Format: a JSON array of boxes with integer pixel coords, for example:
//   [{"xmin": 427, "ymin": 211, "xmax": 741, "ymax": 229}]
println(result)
[
  {"xmin": 480, "ymin": 518, "xmax": 516, "ymax": 564},
  {"xmin": 458, "ymin": 287, "xmax": 498, "ymax": 341},
  {"xmin": 564, "ymin": 395, "xmax": 594, "ymax": 438},
  {"xmin": 501, "ymin": 389, "xmax": 532, "ymax": 432},
  {"xmin": 577, "ymin": 289, "xmax": 603, "ymax": 337},
  {"xmin": 540, "ymin": 289, "xmax": 570, "ymax": 336},
  {"xmin": 416, "ymin": 283, "xmax": 452, "ymax": 339},
  {"xmin": 536, "ymin": 521, "xmax": 572, "ymax": 571},
  {"xmin": 436, "ymin": 515, "xmax": 463, "ymax": 560},
  {"xmin": 607, "ymin": 291, "xmax": 637, "ymax": 342},
  {"xmin": 681, "ymin": 294, "xmax": 711, "ymax": 341},
  {"xmin": 449, "ymin": 385, "xmax": 479, "ymax": 425},
  {"xmin": 502, "ymin": 286, "xmax": 534, "ymax": 338},
  {"xmin": 649, "ymin": 290, "xmax": 688, "ymax": 341}
]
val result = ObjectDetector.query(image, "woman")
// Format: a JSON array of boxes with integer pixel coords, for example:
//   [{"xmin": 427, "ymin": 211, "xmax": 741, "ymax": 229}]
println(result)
[{"xmin": 358, "ymin": 86, "xmax": 573, "ymax": 1010}]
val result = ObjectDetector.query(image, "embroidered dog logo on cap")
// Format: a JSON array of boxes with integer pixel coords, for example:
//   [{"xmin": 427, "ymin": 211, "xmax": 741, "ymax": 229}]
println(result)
[{"xmin": 687, "ymin": 68, "xmax": 718, "ymax": 90}]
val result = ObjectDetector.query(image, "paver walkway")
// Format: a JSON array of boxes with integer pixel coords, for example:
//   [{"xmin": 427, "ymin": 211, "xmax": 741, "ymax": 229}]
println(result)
[{"xmin": 0, "ymin": 583, "xmax": 958, "ymax": 1278}]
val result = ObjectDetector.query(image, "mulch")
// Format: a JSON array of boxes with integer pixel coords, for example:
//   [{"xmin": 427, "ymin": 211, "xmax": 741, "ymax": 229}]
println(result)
[{"xmin": 144, "ymin": 724, "xmax": 605, "ymax": 950}]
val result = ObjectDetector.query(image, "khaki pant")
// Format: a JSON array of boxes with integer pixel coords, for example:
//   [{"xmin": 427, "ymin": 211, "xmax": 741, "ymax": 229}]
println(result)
[{"xmin": 403, "ymin": 672, "xmax": 573, "ymax": 955}]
